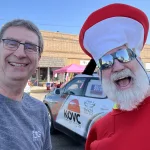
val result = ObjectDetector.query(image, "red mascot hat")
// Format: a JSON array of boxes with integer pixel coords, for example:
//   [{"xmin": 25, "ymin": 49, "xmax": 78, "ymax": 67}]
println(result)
[{"xmin": 79, "ymin": 3, "xmax": 149, "ymax": 63}]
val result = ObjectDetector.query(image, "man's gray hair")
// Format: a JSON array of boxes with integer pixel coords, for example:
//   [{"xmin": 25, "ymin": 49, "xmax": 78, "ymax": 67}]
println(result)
[{"xmin": 0, "ymin": 19, "xmax": 43, "ymax": 54}]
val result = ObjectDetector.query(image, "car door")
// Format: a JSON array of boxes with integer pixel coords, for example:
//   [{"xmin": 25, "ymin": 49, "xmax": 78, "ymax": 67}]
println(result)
[
  {"xmin": 79, "ymin": 78, "xmax": 114, "ymax": 138},
  {"xmin": 55, "ymin": 77, "xmax": 87, "ymax": 134}
]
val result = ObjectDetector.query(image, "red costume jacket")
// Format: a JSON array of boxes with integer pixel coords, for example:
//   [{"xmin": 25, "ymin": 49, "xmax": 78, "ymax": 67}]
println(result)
[{"xmin": 85, "ymin": 96, "xmax": 150, "ymax": 150}]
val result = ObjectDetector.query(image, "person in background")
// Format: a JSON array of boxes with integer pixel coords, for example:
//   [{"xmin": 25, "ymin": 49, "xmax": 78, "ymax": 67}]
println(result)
[
  {"xmin": 0, "ymin": 19, "xmax": 52, "ymax": 150},
  {"xmin": 79, "ymin": 3, "xmax": 150, "ymax": 150},
  {"xmin": 56, "ymin": 81, "xmax": 63, "ymax": 88}
]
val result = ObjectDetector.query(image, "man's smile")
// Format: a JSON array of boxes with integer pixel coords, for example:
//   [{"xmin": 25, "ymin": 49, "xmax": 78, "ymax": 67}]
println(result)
[
  {"xmin": 114, "ymin": 76, "xmax": 133, "ymax": 89},
  {"xmin": 8, "ymin": 62, "xmax": 29, "ymax": 67}
]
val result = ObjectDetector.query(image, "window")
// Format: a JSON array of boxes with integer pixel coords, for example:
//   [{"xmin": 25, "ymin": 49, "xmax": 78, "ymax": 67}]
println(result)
[
  {"xmin": 64, "ymin": 78, "xmax": 86, "ymax": 96},
  {"xmin": 85, "ymin": 79, "xmax": 106, "ymax": 98}
]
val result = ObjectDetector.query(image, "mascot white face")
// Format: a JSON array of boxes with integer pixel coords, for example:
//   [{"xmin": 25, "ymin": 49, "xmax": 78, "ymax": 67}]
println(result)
[{"xmin": 102, "ymin": 64, "xmax": 149, "ymax": 111}]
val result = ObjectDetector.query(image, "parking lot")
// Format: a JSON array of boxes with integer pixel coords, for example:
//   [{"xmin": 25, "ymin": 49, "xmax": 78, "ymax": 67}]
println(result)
[
  {"xmin": 30, "ymin": 92, "xmax": 47, "ymax": 102},
  {"xmin": 30, "ymin": 91, "xmax": 85, "ymax": 150},
  {"xmin": 51, "ymin": 132, "xmax": 85, "ymax": 150}
]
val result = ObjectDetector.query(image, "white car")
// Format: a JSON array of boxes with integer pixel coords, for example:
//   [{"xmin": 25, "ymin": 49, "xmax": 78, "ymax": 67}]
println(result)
[
  {"xmin": 24, "ymin": 80, "xmax": 31, "ymax": 94},
  {"xmin": 43, "ymin": 74, "xmax": 114, "ymax": 143}
]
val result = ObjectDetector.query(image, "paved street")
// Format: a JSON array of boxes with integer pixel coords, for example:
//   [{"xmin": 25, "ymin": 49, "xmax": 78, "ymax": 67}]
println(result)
[
  {"xmin": 51, "ymin": 132, "xmax": 85, "ymax": 150},
  {"xmin": 30, "ymin": 92, "xmax": 47, "ymax": 102},
  {"xmin": 30, "ymin": 92, "xmax": 85, "ymax": 150}
]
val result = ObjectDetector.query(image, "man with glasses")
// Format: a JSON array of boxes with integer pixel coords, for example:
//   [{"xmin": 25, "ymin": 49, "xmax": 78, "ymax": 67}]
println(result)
[
  {"xmin": 79, "ymin": 3, "xmax": 150, "ymax": 150},
  {"xmin": 0, "ymin": 19, "xmax": 52, "ymax": 150}
]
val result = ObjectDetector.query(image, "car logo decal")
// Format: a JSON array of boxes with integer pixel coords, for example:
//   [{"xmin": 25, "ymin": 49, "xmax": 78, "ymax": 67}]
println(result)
[
  {"xmin": 84, "ymin": 100, "xmax": 95, "ymax": 115},
  {"xmin": 64, "ymin": 99, "xmax": 81, "ymax": 125}
]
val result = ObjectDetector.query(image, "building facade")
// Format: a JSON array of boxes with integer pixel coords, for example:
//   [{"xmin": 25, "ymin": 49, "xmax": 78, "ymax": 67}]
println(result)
[
  {"xmin": 35, "ymin": 31, "xmax": 90, "ymax": 84},
  {"xmin": 34, "ymin": 30, "xmax": 150, "ymax": 85},
  {"xmin": 141, "ymin": 44, "xmax": 150, "ymax": 71}
]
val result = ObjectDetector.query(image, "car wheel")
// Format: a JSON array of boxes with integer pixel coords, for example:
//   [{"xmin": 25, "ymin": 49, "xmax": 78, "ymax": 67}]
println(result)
[{"xmin": 46, "ymin": 106, "xmax": 56, "ymax": 134}]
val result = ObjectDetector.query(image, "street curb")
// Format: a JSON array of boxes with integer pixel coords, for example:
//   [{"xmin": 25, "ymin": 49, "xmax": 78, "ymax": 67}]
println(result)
[{"xmin": 31, "ymin": 89, "xmax": 50, "ymax": 93}]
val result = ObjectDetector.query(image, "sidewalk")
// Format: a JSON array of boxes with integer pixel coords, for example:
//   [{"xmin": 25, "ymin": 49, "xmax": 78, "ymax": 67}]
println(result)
[{"xmin": 31, "ymin": 86, "xmax": 49, "ymax": 93}]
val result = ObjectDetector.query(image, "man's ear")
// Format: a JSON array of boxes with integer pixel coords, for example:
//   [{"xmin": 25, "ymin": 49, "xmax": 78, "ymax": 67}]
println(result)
[
  {"xmin": 37, "ymin": 56, "xmax": 41, "ymax": 67},
  {"xmin": 136, "ymin": 56, "xmax": 145, "ymax": 66},
  {"xmin": 38, "ymin": 55, "xmax": 41, "ymax": 61},
  {"xmin": 138, "ymin": 57, "xmax": 142, "ymax": 60},
  {"xmin": 136, "ymin": 56, "xmax": 142, "ymax": 61},
  {"xmin": 33, "ymin": 55, "xmax": 41, "ymax": 75}
]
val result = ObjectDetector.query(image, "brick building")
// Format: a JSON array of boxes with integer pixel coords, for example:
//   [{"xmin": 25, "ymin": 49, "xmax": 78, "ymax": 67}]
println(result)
[
  {"xmin": 141, "ymin": 44, "xmax": 150, "ymax": 71},
  {"xmin": 35, "ymin": 31, "xmax": 90, "ymax": 83},
  {"xmin": 34, "ymin": 30, "xmax": 150, "ymax": 84}
]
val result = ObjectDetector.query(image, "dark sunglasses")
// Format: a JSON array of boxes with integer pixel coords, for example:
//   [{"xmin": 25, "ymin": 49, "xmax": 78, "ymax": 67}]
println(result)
[{"xmin": 98, "ymin": 48, "xmax": 136, "ymax": 70}]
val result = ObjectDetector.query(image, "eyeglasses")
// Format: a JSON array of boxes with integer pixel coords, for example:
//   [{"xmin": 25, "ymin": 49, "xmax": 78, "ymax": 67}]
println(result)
[
  {"xmin": 2, "ymin": 39, "xmax": 40, "ymax": 54},
  {"xmin": 97, "ymin": 48, "xmax": 136, "ymax": 70}
]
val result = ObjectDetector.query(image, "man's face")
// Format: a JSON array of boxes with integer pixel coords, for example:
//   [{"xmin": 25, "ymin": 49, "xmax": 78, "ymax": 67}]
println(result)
[
  {"xmin": 0, "ymin": 26, "xmax": 40, "ymax": 83},
  {"xmin": 101, "ymin": 45, "xmax": 149, "ymax": 111}
]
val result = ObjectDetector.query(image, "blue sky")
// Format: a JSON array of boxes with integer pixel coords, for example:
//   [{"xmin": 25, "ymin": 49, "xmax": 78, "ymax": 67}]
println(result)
[{"xmin": 1, "ymin": 0, "xmax": 150, "ymax": 43}]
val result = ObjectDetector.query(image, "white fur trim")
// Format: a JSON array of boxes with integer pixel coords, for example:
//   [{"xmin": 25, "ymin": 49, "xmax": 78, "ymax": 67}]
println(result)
[{"xmin": 83, "ymin": 17, "xmax": 144, "ymax": 63}]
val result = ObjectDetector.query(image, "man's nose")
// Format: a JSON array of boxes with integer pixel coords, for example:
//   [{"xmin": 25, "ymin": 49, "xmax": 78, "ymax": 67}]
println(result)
[
  {"xmin": 13, "ymin": 44, "xmax": 26, "ymax": 58},
  {"xmin": 112, "ymin": 59, "xmax": 125, "ymax": 72}
]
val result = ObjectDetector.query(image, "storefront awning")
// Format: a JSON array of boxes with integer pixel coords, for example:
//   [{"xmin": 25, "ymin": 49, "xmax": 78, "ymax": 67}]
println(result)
[{"xmin": 39, "ymin": 56, "xmax": 65, "ymax": 67}]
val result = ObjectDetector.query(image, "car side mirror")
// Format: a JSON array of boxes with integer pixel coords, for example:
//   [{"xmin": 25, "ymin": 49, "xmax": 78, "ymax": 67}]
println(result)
[{"xmin": 55, "ymin": 89, "xmax": 60, "ymax": 95}]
